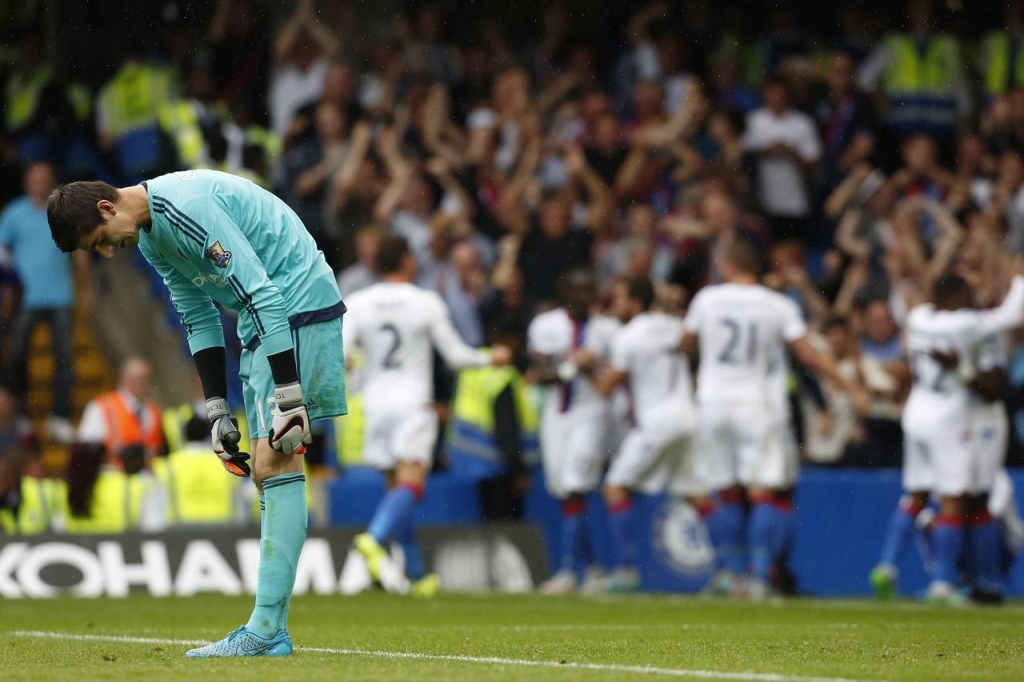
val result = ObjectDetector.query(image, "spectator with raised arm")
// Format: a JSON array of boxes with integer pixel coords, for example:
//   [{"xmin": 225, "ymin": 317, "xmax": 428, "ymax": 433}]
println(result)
[{"xmin": 269, "ymin": 0, "xmax": 341, "ymax": 139}]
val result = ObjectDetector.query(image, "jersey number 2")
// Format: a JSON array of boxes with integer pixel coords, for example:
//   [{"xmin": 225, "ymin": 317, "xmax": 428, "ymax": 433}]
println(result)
[{"xmin": 380, "ymin": 323, "xmax": 403, "ymax": 368}]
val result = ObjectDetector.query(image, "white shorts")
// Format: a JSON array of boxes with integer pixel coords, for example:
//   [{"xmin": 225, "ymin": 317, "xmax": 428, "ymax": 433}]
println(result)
[
  {"xmin": 902, "ymin": 423, "xmax": 974, "ymax": 497},
  {"xmin": 972, "ymin": 411, "xmax": 1008, "ymax": 495},
  {"xmin": 606, "ymin": 409, "xmax": 696, "ymax": 495},
  {"xmin": 604, "ymin": 391, "xmax": 632, "ymax": 458},
  {"xmin": 695, "ymin": 402, "xmax": 794, "ymax": 491},
  {"xmin": 362, "ymin": 407, "xmax": 439, "ymax": 471},
  {"xmin": 541, "ymin": 407, "xmax": 607, "ymax": 499}
]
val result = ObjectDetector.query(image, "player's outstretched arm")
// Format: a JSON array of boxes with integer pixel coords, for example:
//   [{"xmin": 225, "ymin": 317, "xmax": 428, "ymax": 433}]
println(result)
[
  {"xmin": 968, "ymin": 274, "xmax": 1024, "ymax": 341},
  {"xmin": 528, "ymin": 353, "xmax": 562, "ymax": 385},
  {"xmin": 929, "ymin": 348, "xmax": 1008, "ymax": 402},
  {"xmin": 428, "ymin": 294, "xmax": 492, "ymax": 369},
  {"xmin": 679, "ymin": 331, "xmax": 699, "ymax": 357},
  {"xmin": 789, "ymin": 336, "xmax": 870, "ymax": 415},
  {"xmin": 594, "ymin": 366, "xmax": 628, "ymax": 397}
]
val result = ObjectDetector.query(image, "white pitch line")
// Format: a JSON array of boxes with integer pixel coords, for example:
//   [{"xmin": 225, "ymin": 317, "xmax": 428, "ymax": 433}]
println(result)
[{"xmin": 10, "ymin": 630, "xmax": 884, "ymax": 682}]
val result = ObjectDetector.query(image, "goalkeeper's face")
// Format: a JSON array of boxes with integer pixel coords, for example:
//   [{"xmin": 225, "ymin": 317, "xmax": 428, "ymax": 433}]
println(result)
[{"xmin": 80, "ymin": 202, "xmax": 140, "ymax": 258}]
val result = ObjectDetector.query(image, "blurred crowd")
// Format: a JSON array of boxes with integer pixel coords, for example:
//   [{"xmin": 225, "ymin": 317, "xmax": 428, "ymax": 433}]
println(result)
[{"xmin": 7, "ymin": 0, "xmax": 1024, "ymax": 533}]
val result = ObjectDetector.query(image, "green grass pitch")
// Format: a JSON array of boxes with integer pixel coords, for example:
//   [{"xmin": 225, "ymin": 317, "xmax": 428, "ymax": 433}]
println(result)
[{"xmin": 3, "ymin": 593, "xmax": 1023, "ymax": 681}]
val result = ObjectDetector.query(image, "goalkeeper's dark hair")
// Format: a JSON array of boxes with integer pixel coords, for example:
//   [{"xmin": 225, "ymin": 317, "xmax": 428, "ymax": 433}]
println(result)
[
  {"xmin": 47, "ymin": 181, "xmax": 120, "ymax": 253},
  {"xmin": 624, "ymin": 275, "xmax": 656, "ymax": 311},
  {"xmin": 376, "ymin": 234, "xmax": 412, "ymax": 274},
  {"xmin": 932, "ymin": 272, "xmax": 970, "ymax": 307}
]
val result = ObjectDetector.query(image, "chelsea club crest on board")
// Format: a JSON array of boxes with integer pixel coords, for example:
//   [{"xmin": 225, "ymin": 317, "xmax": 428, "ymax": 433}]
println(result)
[{"xmin": 651, "ymin": 499, "xmax": 714, "ymax": 576}]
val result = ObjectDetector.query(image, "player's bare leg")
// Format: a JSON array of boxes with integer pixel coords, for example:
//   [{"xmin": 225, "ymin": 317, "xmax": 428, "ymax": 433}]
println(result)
[{"xmin": 187, "ymin": 439, "xmax": 306, "ymax": 658}]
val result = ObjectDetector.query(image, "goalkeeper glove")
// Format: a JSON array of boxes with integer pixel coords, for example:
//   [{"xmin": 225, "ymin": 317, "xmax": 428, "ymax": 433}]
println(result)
[
  {"xmin": 269, "ymin": 381, "xmax": 312, "ymax": 455},
  {"xmin": 206, "ymin": 398, "xmax": 251, "ymax": 477}
]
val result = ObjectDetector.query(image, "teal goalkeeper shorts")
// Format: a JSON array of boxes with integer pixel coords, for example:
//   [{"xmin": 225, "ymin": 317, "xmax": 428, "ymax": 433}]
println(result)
[{"xmin": 239, "ymin": 316, "xmax": 348, "ymax": 440}]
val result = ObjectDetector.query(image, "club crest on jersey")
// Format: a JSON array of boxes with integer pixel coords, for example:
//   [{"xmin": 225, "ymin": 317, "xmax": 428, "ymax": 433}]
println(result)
[{"xmin": 205, "ymin": 241, "xmax": 232, "ymax": 269}]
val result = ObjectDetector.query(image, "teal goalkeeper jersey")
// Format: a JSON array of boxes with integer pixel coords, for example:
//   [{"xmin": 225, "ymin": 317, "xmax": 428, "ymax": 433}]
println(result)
[{"xmin": 138, "ymin": 169, "xmax": 344, "ymax": 357}]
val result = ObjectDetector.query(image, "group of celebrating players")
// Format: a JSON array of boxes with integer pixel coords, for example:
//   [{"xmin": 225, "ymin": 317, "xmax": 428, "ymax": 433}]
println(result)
[
  {"xmin": 527, "ymin": 239, "xmax": 1024, "ymax": 607},
  {"xmin": 338, "ymin": 226, "xmax": 1024, "ymax": 608},
  {"xmin": 535, "ymin": 246, "xmax": 1024, "ymax": 609}
]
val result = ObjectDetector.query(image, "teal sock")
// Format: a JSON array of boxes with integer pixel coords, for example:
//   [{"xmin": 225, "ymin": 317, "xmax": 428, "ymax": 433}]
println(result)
[{"xmin": 246, "ymin": 473, "xmax": 306, "ymax": 638}]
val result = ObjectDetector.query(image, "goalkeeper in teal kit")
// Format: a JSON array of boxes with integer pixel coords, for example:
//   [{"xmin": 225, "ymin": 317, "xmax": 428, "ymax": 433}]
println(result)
[{"xmin": 47, "ymin": 169, "xmax": 347, "ymax": 658}]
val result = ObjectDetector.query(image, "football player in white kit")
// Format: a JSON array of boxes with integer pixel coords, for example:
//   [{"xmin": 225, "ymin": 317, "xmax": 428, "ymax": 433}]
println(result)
[
  {"xmin": 343, "ymin": 236, "xmax": 512, "ymax": 596},
  {"xmin": 594, "ymin": 275, "xmax": 695, "ymax": 592},
  {"xmin": 528, "ymin": 268, "xmax": 621, "ymax": 594},
  {"xmin": 870, "ymin": 271, "xmax": 1024, "ymax": 604},
  {"xmin": 681, "ymin": 240, "xmax": 858, "ymax": 598}
]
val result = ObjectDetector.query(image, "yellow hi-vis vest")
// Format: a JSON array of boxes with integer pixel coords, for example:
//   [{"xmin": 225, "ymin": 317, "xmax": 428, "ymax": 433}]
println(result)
[
  {"xmin": 66, "ymin": 82, "xmax": 93, "ymax": 123},
  {"xmin": 161, "ymin": 403, "xmax": 196, "ymax": 455},
  {"xmin": 983, "ymin": 33, "xmax": 1024, "ymax": 96},
  {"xmin": 447, "ymin": 363, "xmax": 540, "ymax": 471},
  {"xmin": 0, "ymin": 476, "xmax": 62, "ymax": 535},
  {"xmin": 97, "ymin": 63, "xmax": 175, "ymax": 137},
  {"xmin": 64, "ymin": 470, "xmax": 151, "ymax": 534},
  {"xmin": 883, "ymin": 34, "xmax": 962, "ymax": 92},
  {"xmin": 332, "ymin": 393, "xmax": 364, "ymax": 465},
  {"xmin": 881, "ymin": 34, "xmax": 962, "ymax": 128},
  {"xmin": 158, "ymin": 100, "xmax": 206, "ymax": 167},
  {"xmin": 246, "ymin": 125, "xmax": 282, "ymax": 164},
  {"xmin": 153, "ymin": 444, "xmax": 238, "ymax": 525},
  {"xmin": 5, "ymin": 64, "xmax": 53, "ymax": 132},
  {"xmin": 162, "ymin": 403, "xmax": 250, "ymax": 455}
]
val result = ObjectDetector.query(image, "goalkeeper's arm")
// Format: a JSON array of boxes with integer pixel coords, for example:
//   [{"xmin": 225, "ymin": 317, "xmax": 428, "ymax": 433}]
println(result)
[{"xmin": 193, "ymin": 346, "xmax": 250, "ymax": 477}]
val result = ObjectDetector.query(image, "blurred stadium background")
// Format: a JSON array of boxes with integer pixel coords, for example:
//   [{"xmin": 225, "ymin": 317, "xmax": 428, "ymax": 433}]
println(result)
[{"xmin": 5, "ymin": 0, "xmax": 1024, "ymax": 617}]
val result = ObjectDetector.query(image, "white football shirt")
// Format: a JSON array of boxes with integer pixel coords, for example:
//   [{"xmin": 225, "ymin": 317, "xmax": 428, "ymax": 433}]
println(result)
[
  {"xmin": 527, "ymin": 308, "xmax": 620, "ymax": 417},
  {"xmin": 903, "ymin": 276, "xmax": 1024, "ymax": 431},
  {"xmin": 342, "ymin": 282, "xmax": 491, "ymax": 414},
  {"xmin": 683, "ymin": 283, "xmax": 807, "ymax": 405},
  {"xmin": 971, "ymin": 330, "xmax": 1009, "ymax": 429},
  {"xmin": 609, "ymin": 312, "xmax": 694, "ymax": 425}
]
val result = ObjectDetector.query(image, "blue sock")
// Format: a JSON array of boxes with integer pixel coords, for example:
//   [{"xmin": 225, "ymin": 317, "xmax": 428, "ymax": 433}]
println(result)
[
  {"xmin": 706, "ymin": 494, "xmax": 747, "ymax": 575},
  {"xmin": 879, "ymin": 499, "xmax": 920, "ymax": 567},
  {"xmin": 392, "ymin": 509, "xmax": 426, "ymax": 581},
  {"xmin": 967, "ymin": 512, "xmax": 1003, "ymax": 593},
  {"xmin": 246, "ymin": 473, "xmax": 306, "ymax": 639},
  {"xmin": 367, "ymin": 485, "xmax": 418, "ymax": 544},
  {"xmin": 560, "ymin": 500, "xmax": 586, "ymax": 573},
  {"xmin": 933, "ymin": 515, "xmax": 964, "ymax": 585},
  {"xmin": 915, "ymin": 520, "xmax": 936, "ymax": 576},
  {"xmin": 577, "ymin": 506, "xmax": 595, "ymax": 574},
  {"xmin": 749, "ymin": 500, "xmax": 784, "ymax": 582},
  {"xmin": 608, "ymin": 499, "xmax": 636, "ymax": 569},
  {"xmin": 772, "ymin": 499, "xmax": 795, "ymax": 566}
]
